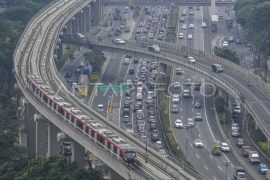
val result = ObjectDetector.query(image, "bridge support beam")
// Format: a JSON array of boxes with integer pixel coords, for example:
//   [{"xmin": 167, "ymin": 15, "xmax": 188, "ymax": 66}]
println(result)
[
  {"xmin": 255, "ymin": 122, "xmax": 258, "ymax": 130},
  {"xmin": 85, "ymin": 5, "xmax": 91, "ymax": 33},
  {"xmin": 66, "ymin": 20, "xmax": 72, "ymax": 36},
  {"xmin": 25, "ymin": 100, "xmax": 37, "ymax": 154},
  {"xmin": 267, "ymin": 139, "xmax": 270, "ymax": 150},
  {"xmin": 47, "ymin": 122, "xmax": 60, "ymax": 157},
  {"xmin": 107, "ymin": 167, "xmax": 122, "ymax": 180},
  {"xmin": 73, "ymin": 14, "xmax": 80, "ymax": 33},
  {"xmin": 81, "ymin": 10, "xmax": 86, "ymax": 35},
  {"xmin": 34, "ymin": 114, "xmax": 48, "ymax": 158},
  {"xmin": 93, "ymin": 0, "xmax": 102, "ymax": 25},
  {"xmin": 57, "ymin": 43, "xmax": 63, "ymax": 58},
  {"xmin": 71, "ymin": 140, "xmax": 85, "ymax": 168}
]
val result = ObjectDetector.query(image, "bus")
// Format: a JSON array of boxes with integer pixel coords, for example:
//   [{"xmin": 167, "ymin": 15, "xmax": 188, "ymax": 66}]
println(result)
[{"xmin": 124, "ymin": 7, "xmax": 129, "ymax": 13}]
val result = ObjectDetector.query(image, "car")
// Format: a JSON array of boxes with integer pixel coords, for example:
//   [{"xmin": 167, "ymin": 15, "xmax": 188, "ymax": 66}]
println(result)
[
  {"xmin": 140, "ymin": 135, "xmax": 147, "ymax": 143},
  {"xmin": 188, "ymin": 118, "xmax": 194, "ymax": 127},
  {"xmin": 120, "ymin": 25, "xmax": 125, "ymax": 29},
  {"xmin": 78, "ymin": 62, "xmax": 84, "ymax": 68},
  {"xmin": 97, "ymin": 104, "xmax": 104, "ymax": 112},
  {"xmin": 234, "ymin": 99, "xmax": 240, "ymax": 106},
  {"xmin": 148, "ymin": 78, "xmax": 154, "ymax": 85},
  {"xmin": 194, "ymin": 113, "xmax": 202, "ymax": 121},
  {"xmin": 63, "ymin": 141, "xmax": 71, "ymax": 145},
  {"xmin": 133, "ymin": 57, "xmax": 139, "ymax": 63},
  {"xmin": 146, "ymin": 97, "xmax": 153, "ymax": 104},
  {"xmin": 150, "ymin": 65, "xmax": 156, "ymax": 72},
  {"xmin": 185, "ymin": 79, "xmax": 192, "ymax": 86},
  {"xmin": 149, "ymin": 116, "xmax": 155, "ymax": 123},
  {"xmin": 158, "ymin": 35, "xmax": 163, "ymax": 41},
  {"xmin": 172, "ymin": 94, "xmax": 180, "ymax": 103},
  {"xmin": 148, "ymin": 110, "xmax": 155, "ymax": 116},
  {"xmin": 120, "ymin": 21, "xmax": 125, "ymax": 25},
  {"xmin": 194, "ymin": 139, "xmax": 204, "ymax": 148},
  {"xmin": 232, "ymin": 129, "xmax": 240, "ymax": 137},
  {"xmin": 151, "ymin": 134, "xmax": 159, "ymax": 142},
  {"xmin": 189, "ymin": 24, "xmax": 194, "ymax": 29},
  {"xmin": 236, "ymin": 138, "xmax": 244, "ymax": 147},
  {"xmin": 123, "ymin": 115, "xmax": 130, "ymax": 123},
  {"xmin": 179, "ymin": 33, "xmax": 184, "ymax": 39},
  {"xmin": 175, "ymin": 119, "xmax": 183, "ymax": 128},
  {"xmin": 123, "ymin": 108, "xmax": 130, "ymax": 117},
  {"xmin": 148, "ymin": 91, "xmax": 155, "ymax": 98},
  {"xmin": 176, "ymin": 68, "xmax": 182, "ymax": 75},
  {"xmin": 194, "ymin": 100, "xmax": 201, "ymax": 108},
  {"xmin": 201, "ymin": 22, "xmax": 206, "ymax": 28},
  {"xmin": 187, "ymin": 56, "xmax": 196, "ymax": 63},
  {"xmin": 182, "ymin": 24, "xmax": 187, "ymax": 30},
  {"xmin": 125, "ymin": 97, "xmax": 132, "ymax": 104},
  {"xmin": 113, "ymin": 39, "xmax": 125, "ymax": 45},
  {"xmin": 133, "ymin": 105, "xmax": 142, "ymax": 112},
  {"xmin": 123, "ymin": 102, "xmax": 130, "ymax": 109},
  {"xmin": 73, "ymin": 33, "xmax": 85, "ymax": 39},
  {"xmin": 66, "ymin": 79, "xmax": 72, "ymax": 86},
  {"xmin": 180, "ymin": 17, "xmax": 185, "ymax": 22},
  {"xmin": 229, "ymin": 36, "xmax": 234, "ymax": 42},
  {"xmin": 188, "ymin": 34, "xmax": 193, "ymax": 39},
  {"xmin": 108, "ymin": 33, "xmax": 113, "ymax": 38},
  {"xmin": 159, "ymin": 149, "xmax": 168, "ymax": 158},
  {"xmin": 129, "ymin": 68, "xmax": 134, "ymax": 74},
  {"xmin": 223, "ymin": 41, "xmax": 228, "ymax": 47},
  {"xmin": 139, "ymin": 22, "xmax": 144, "ymax": 27},
  {"xmin": 221, "ymin": 142, "xmax": 230, "ymax": 152},
  {"xmin": 156, "ymin": 141, "xmax": 163, "ymax": 148},
  {"xmin": 140, "ymin": 75, "xmax": 146, "ymax": 81},
  {"xmin": 212, "ymin": 64, "xmax": 223, "ymax": 73},
  {"xmin": 236, "ymin": 39, "xmax": 242, "ymax": 44},
  {"xmin": 183, "ymin": 89, "xmax": 190, "ymax": 97},
  {"xmin": 231, "ymin": 123, "xmax": 239, "ymax": 131},
  {"xmin": 149, "ymin": 45, "xmax": 161, "ymax": 53},
  {"xmin": 189, "ymin": 11, "xmax": 194, "ymax": 15},
  {"xmin": 172, "ymin": 105, "xmax": 178, "ymax": 113},
  {"xmin": 143, "ymin": 29, "xmax": 149, "ymax": 33},
  {"xmin": 196, "ymin": 6, "xmax": 200, "ymax": 10},
  {"xmin": 147, "ymin": 103, "xmax": 154, "ymax": 109},
  {"xmin": 137, "ymin": 93, "xmax": 142, "ymax": 100},
  {"xmin": 65, "ymin": 72, "xmax": 72, "ymax": 78},
  {"xmin": 174, "ymin": 82, "xmax": 180, "ymax": 88},
  {"xmin": 151, "ymin": 70, "xmax": 157, "ymax": 76},
  {"xmin": 258, "ymin": 163, "xmax": 268, "ymax": 174},
  {"xmin": 64, "ymin": 146, "xmax": 72, "ymax": 156},
  {"xmin": 150, "ymin": 123, "xmax": 157, "ymax": 131},
  {"xmin": 75, "ymin": 68, "xmax": 81, "ymax": 74},
  {"xmin": 234, "ymin": 106, "xmax": 241, "ymax": 114},
  {"xmin": 126, "ymin": 55, "xmax": 132, "ymax": 59}
]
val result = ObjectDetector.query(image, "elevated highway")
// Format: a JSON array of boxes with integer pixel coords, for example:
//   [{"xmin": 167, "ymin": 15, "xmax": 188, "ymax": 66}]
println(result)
[{"xmin": 13, "ymin": 0, "xmax": 200, "ymax": 179}]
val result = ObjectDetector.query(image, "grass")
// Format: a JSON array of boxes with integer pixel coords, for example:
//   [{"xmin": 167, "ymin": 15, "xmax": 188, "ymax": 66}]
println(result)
[
  {"xmin": 91, "ymin": 28, "xmax": 102, "ymax": 37},
  {"xmin": 217, "ymin": 112, "xmax": 227, "ymax": 135},
  {"xmin": 258, "ymin": 142, "xmax": 270, "ymax": 156},
  {"xmin": 166, "ymin": 32, "xmax": 175, "ymax": 43},
  {"xmin": 56, "ymin": 45, "xmax": 79, "ymax": 70},
  {"xmin": 168, "ymin": 7, "xmax": 178, "ymax": 30},
  {"xmin": 87, "ymin": 79, "xmax": 97, "ymax": 99}
]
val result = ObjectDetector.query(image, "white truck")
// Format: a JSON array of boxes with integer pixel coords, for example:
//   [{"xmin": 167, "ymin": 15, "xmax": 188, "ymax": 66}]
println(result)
[
  {"xmin": 137, "ymin": 120, "xmax": 146, "ymax": 134},
  {"xmin": 249, "ymin": 151, "xmax": 260, "ymax": 164},
  {"xmin": 233, "ymin": 166, "xmax": 246, "ymax": 180}
]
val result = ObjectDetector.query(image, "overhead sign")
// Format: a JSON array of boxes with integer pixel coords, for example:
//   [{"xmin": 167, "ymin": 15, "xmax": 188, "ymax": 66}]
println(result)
[
  {"xmin": 97, "ymin": 85, "xmax": 108, "ymax": 91},
  {"xmin": 97, "ymin": 85, "xmax": 129, "ymax": 91},
  {"xmin": 128, "ymin": 1, "xmax": 132, "ymax": 5},
  {"xmin": 90, "ymin": 75, "xmax": 99, "ymax": 79},
  {"xmin": 171, "ymin": 4, "xmax": 177, "ymax": 9}
]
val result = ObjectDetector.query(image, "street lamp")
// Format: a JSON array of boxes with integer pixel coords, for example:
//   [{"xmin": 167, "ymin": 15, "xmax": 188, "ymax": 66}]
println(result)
[
  {"xmin": 184, "ymin": 124, "xmax": 191, "ymax": 160},
  {"xmin": 224, "ymin": 161, "xmax": 230, "ymax": 180},
  {"xmin": 145, "ymin": 138, "xmax": 148, "ymax": 163}
]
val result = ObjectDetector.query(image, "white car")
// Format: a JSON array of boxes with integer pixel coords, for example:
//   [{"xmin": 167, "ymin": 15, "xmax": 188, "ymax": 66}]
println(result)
[
  {"xmin": 231, "ymin": 123, "xmax": 239, "ymax": 131},
  {"xmin": 188, "ymin": 34, "xmax": 193, "ymax": 39},
  {"xmin": 179, "ymin": 33, "xmax": 184, "ymax": 39},
  {"xmin": 194, "ymin": 139, "xmax": 204, "ymax": 148},
  {"xmin": 185, "ymin": 79, "xmax": 192, "ymax": 86},
  {"xmin": 151, "ymin": 70, "xmax": 157, "ymax": 76},
  {"xmin": 182, "ymin": 24, "xmax": 187, "ymax": 30},
  {"xmin": 113, "ymin": 39, "xmax": 125, "ymax": 45},
  {"xmin": 183, "ymin": 89, "xmax": 190, "ymax": 97},
  {"xmin": 189, "ymin": 24, "xmax": 194, "ymax": 29},
  {"xmin": 188, "ymin": 118, "xmax": 194, "ymax": 127},
  {"xmin": 223, "ymin": 41, "xmax": 228, "ymax": 47},
  {"xmin": 172, "ymin": 94, "xmax": 180, "ymax": 103},
  {"xmin": 126, "ymin": 79, "xmax": 132, "ymax": 87},
  {"xmin": 174, "ymin": 82, "xmax": 180, "ymax": 88},
  {"xmin": 148, "ymin": 91, "xmax": 155, "ymax": 98},
  {"xmin": 137, "ymin": 93, "xmax": 142, "ymax": 100},
  {"xmin": 156, "ymin": 141, "xmax": 163, "ymax": 149},
  {"xmin": 159, "ymin": 149, "xmax": 168, "ymax": 158},
  {"xmin": 187, "ymin": 56, "xmax": 196, "ymax": 63},
  {"xmin": 146, "ymin": 97, "xmax": 153, "ymax": 104},
  {"xmin": 234, "ymin": 106, "xmax": 241, "ymax": 114},
  {"xmin": 221, "ymin": 142, "xmax": 230, "ymax": 152},
  {"xmin": 175, "ymin": 119, "xmax": 183, "ymax": 128},
  {"xmin": 78, "ymin": 62, "xmax": 84, "ymax": 68},
  {"xmin": 201, "ymin": 22, "xmax": 206, "ymax": 28}
]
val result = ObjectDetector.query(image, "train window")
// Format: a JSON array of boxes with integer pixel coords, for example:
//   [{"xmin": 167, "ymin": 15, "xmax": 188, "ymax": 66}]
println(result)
[
  {"xmin": 107, "ymin": 141, "xmax": 111, "ymax": 149},
  {"xmin": 43, "ymin": 95, "xmax": 48, "ymax": 103},
  {"xmin": 113, "ymin": 146, "xmax": 117, "ymax": 154},
  {"xmin": 76, "ymin": 120, "xmax": 83, "ymax": 130},
  {"xmin": 66, "ymin": 113, "xmax": 69, "ymax": 120},
  {"xmin": 49, "ymin": 100, "xmax": 52, "ymax": 107},
  {"xmin": 32, "ymin": 84, "xmax": 36, "ymax": 92},
  {"xmin": 53, "ymin": 103, "xmax": 57, "ymax": 110},
  {"xmin": 58, "ymin": 107, "xmax": 63, "ymax": 115},
  {"xmin": 39, "ymin": 90, "xmax": 42, "ymax": 97},
  {"xmin": 27, "ymin": 78, "xmax": 30, "ymax": 85},
  {"xmin": 36, "ymin": 89, "xmax": 40, "ymax": 96},
  {"xmin": 120, "ymin": 151, "xmax": 124, "ymax": 159},
  {"xmin": 96, "ymin": 134, "xmax": 105, "ymax": 145},
  {"xmin": 71, "ymin": 117, "xmax": 74, "ymax": 123},
  {"xmin": 85, "ymin": 127, "xmax": 89, "ymax": 134},
  {"xmin": 91, "ymin": 130, "xmax": 95, "ymax": 138}
]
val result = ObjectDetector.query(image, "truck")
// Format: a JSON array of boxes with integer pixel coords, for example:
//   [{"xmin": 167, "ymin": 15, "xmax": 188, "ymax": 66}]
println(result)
[
  {"xmin": 212, "ymin": 140, "xmax": 222, "ymax": 155},
  {"xmin": 233, "ymin": 166, "xmax": 246, "ymax": 180},
  {"xmin": 136, "ymin": 110, "xmax": 144, "ymax": 120},
  {"xmin": 266, "ymin": 170, "xmax": 270, "ymax": 180},
  {"xmin": 249, "ymin": 151, "xmax": 260, "ymax": 164},
  {"xmin": 137, "ymin": 120, "xmax": 146, "ymax": 134},
  {"xmin": 83, "ymin": 68, "xmax": 89, "ymax": 75},
  {"xmin": 226, "ymin": 18, "xmax": 233, "ymax": 28},
  {"xmin": 242, "ymin": 146, "xmax": 250, "ymax": 157},
  {"xmin": 194, "ymin": 81, "xmax": 201, "ymax": 90},
  {"xmin": 80, "ymin": 75, "xmax": 89, "ymax": 85}
]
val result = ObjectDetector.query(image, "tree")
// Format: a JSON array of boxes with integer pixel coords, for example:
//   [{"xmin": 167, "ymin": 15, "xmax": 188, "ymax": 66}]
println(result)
[
  {"xmin": 15, "ymin": 155, "xmax": 103, "ymax": 180},
  {"xmin": 214, "ymin": 46, "xmax": 240, "ymax": 64},
  {"xmin": 84, "ymin": 50, "xmax": 106, "ymax": 74},
  {"xmin": 214, "ymin": 96, "xmax": 225, "ymax": 113}
]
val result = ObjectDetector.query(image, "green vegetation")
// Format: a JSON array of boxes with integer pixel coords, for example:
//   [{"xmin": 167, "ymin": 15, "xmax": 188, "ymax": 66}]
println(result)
[
  {"xmin": 214, "ymin": 96, "xmax": 225, "ymax": 113},
  {"xmin": 166, "ymin": 32, "xmax": 175, "ymax": 43},
  {"xmin": 234, "ymin": 0, "xmax": 270, "ymax": 52},
  {"xmin": 168, "ymin": 7, "xmax": 178, "ymax": 30},
  {"xmin": 56, "ymin": 45, "xmax": 79, "ymax": 70},
  {"xmin": 214, "ymin": 46, "xmax": 240, "ymax": 65},
  {"xmin": 258, "ymin": 142, "xmax": 270, "ymax": 156},
  {"xmin": 91, "ymin": 28, "xmax": 102, "ymax": 37},
  {"xmin": 214, "ymin": 94, "xmax": 227, "ymax": 134}
]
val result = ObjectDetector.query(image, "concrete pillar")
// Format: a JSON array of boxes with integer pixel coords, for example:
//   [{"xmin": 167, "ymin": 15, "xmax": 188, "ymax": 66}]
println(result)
[
  {"xmin": 71, "ymin": 141, "xmax": 85, "ymax": 168},
  {"xmin": 25, "ymin": 101, "xmax": 37, "ymax": 154},
  {"xmin": 73, "ymin": 14, "xmax": 79, "ymax": 33},
  {"xmin": 107, "ymin": 167, "xmax": 122, "ymax": 180},
  {"xmin": 218, "ymin": 87, "xmax": 223, "ymax": 97},
  {"xmin": 85, "ymin": 5, "xmax": 91, "ymax": 33},
  {"xmin": 57, "ymin": 43, "xmax": 63, "ymax": 58},
  {"xmin": 93, "ymin": 0, "xmax": 101, "ymax": 25},
  {"xmin": 81, "ymin": 10, "xmax": 86, "ymax": 34},
  {"xmin": 48, "ymin": 122, "xmax": 60, "ymax": 157},
  {"xmin": 255, "ymin": 122, "xmax": 258, "ymax": 130},
  {"xmin": 66, "ymin": 19, "xmax": 72, "ymax": 35},
  {"xmin": 267, "ymin": 139, "xmax": 270, "ymax": 150},
  {"xmin": 34, "ymin": 114, "xmax": 48, "ymax": 158}
]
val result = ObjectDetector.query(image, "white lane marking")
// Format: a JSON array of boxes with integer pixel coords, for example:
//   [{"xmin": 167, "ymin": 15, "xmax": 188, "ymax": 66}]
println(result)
[
  {"xmin": 193, "ymin": 76, "xmax": 194, "ymax": 79},
  {"xmin": 180, "ymin": 108, "xmax": 182, "ymax": 111},
  {"xmin": 192, "ymin": 108, "xmax": 193, "ymax": 112},
  {"xmin": 196, "ymin": 153, "xmax": 199, "ymax": 158},
  {"xmin": 190, "ymin": 143, "xmax": 193, "ymax": 148},
  {"xmin": 201, "ymin": 5, "xmax": 204, "ymax": 51},
  {"xmin": 209, "ymin": 154, "xmax": 213, "ymax": 159},
  {"xmin": 204, "ymin": 165, "xmax": 208, "ymax": 170},
  {"xmin": 132, "ymin": 113, "xmax": 134, "ymax": 131},
  {"xmin": 222, "ymin": 153, "xmax": 230, "ymax": 163},
  {"xmin": 199, "ymin": 134, "xmax": 201, "ymax": 138},
  {"xmin": 181, "ymin": 101, "xmax": 182, "ymax": 104},
  {"xmin": 218, "ymin": 166, "xmax": 222, "ymax": 171},
  {"xmin": 231, "ymin": 164, "xmax": 234, "ymax": 167},
  {"xmin": 182, "ymin": 76, "xmax": 183, "ymax": 79},
  {"xmin": 213, "ymin": 177, "xmax": 216, "ymax": 180},
  {"xmin": 181, "ymin": 116, "xmax": 183, "ymax": 119}
]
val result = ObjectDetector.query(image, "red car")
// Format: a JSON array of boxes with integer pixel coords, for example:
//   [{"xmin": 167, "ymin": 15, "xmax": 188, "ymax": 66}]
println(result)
[{"xmin": 108, "ymin": 33, "xmax": 113, "ymax": 37}]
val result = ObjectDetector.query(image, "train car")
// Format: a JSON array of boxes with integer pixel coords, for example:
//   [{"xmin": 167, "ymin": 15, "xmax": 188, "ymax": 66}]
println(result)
[{"xmin": 26, "ymin": 75, "xmax": 137, "ymax": 164}]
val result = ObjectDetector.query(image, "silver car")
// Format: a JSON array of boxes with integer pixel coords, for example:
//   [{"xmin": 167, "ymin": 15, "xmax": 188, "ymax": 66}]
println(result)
[
  {"xmin": 232, "ymin": 130, "xmax": 240, "ymax": 137},
  {"xmin": 194, "ymin": 139, "xmax": 204, "ymax": 148},
  {"xmin": 185, "ymin": 79, "xmax": 192, "ymax": 86}
]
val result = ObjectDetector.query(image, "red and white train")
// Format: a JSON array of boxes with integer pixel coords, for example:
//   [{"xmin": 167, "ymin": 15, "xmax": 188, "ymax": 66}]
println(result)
[{"xmin": 26, "ymin": 75, "xmax": 137, "ymax": 164}]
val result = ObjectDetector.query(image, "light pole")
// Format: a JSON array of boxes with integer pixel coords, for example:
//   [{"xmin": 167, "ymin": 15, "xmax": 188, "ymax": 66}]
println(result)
[
  {"xmin": 185, "ymin": 124, "xmax": 190, "ymax": 160},
  {"xmin": 224, "ymin": 161, "xmax": 230, "ymax": 180},
  {"xmin": 145, "ymin": 138, "xmax": 148, "ymax": 163}
]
